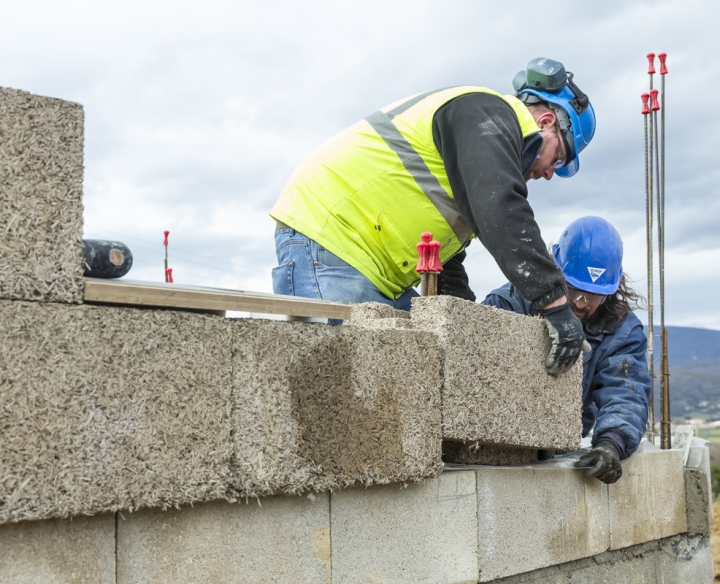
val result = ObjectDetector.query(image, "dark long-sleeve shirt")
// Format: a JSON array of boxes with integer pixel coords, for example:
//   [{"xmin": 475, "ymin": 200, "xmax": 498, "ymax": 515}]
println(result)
[{"xmin": 432, "ymin": 92, "xmax": 567, "ymax": 309}]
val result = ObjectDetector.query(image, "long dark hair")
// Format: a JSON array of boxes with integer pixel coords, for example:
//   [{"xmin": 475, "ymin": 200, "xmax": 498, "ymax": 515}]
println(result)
[{"xmin": 600, "ymin": 274, "xmax": 646, "ymax": 319}]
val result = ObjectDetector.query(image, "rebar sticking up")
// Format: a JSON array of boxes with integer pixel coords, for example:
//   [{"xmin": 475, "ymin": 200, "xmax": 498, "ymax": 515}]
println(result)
[
  {"xmin": 641, "ymin": 91, "xmax": 655, "ymax": 443},
  {"xmin": 163, "ymin": 230, "xmax": 170, "ymax": 283},
  {"xmin": 416, "ymin": 232, "xmax": 443, "ymax": 296}
]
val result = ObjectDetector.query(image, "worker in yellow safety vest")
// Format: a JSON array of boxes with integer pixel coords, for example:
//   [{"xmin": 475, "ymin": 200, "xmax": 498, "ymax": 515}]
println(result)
[{"xmin": 269, "ymin": 57, "xmax": 596, "ymax": 376}]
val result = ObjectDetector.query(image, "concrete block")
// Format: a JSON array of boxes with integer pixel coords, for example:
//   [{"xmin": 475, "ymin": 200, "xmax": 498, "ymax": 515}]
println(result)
[
  {"xmin": 117, "ymin": 494, "xmax": 330, "ymax": 584},
  {"xmin": 0, "ymin": 513, "xmax": 115, "ymax": 584},
  {"xmin": 410, "ymin": 296, "xmax": 582, "ymax": 450},
  {"xmin": 0, "ymin": 87, "xmax": 85, "ymax": 304},
  {"xmin": 331, "ymin": 470, "xmax": 478, "ymax": 584},
  {"xmin": 475, "ymin": 465, "xmax": 609, "ymax": 582},
  {"xmin": 608, "ymin": 449, "xmax": 687, "ymax": 549},
  {"xmin": 685, "ymin": 468, "xmax": 711, "ymax": 535},
  {"xmin": 654, "ymin": 533, "xmax": 714, "ymax": 584},
  {"xmin": 230, "ymin": 318, "xmax": 442, "ymax": 496},
  {"xmin": 0, "ymin": 299, "xmax": 234, "ymax": 523},
  {"xmin": 686, "ymin": 444, "xmax": 713, "ymax": 527}
]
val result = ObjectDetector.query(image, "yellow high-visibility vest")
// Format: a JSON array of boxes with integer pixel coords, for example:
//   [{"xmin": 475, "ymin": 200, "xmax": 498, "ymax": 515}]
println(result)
[{"xmin": 270, "ymin": 86, "xmax": 540, "ymax": 298}]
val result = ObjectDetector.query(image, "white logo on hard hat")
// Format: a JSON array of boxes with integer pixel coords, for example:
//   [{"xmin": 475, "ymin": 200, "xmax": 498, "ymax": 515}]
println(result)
[{"xmin": 587, "ymin": 267, "xmax": 606, "ymax": 282}]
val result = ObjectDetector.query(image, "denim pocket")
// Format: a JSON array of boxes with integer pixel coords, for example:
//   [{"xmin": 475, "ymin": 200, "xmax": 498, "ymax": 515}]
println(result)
[{"xmin": 271, "ymin": 261, "xmax": 294, "ymax": 296}]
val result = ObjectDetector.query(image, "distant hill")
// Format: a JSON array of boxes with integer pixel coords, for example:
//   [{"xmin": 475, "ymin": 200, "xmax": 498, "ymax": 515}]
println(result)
[
  {"xmin": 652, "ymin": 326, "xmax": 720, "ymax": 420},
  {"xmin": 665, "ymin": 326, "xmax": 720, "ymax": 366}
]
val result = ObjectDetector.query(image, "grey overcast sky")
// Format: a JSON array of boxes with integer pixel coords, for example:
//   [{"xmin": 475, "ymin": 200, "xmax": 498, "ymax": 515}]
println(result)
[{"xmin": 2, "ymin": 0, "xmax": 719, "ymax": 329}]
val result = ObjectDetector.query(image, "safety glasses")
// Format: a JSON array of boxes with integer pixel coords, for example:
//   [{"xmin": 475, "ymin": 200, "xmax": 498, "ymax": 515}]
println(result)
[
  {"xmin": 566, "ymin": 284, "xmax": 607, "ymax": 306},
  {"xmin": 551, "ymin": 124, "xmax": 568, "ymax": 169}
]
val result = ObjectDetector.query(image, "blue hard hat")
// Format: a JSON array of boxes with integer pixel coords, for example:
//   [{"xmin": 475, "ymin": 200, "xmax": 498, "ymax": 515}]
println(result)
[
  {"xmin": 514, "ymin": 58, "xmax": 596, "ymax": 178},
  {"xmin": 552, "ymin": 216, "xmax": 623, "ymax": 295}
]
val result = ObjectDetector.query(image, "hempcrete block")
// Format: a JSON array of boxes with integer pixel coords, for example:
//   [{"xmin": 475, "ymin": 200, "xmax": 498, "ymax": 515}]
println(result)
[
  {"xmin": 330, "ymin": 470, "xmax": 478, "ymax": 584},
  {"xmin": 443, "ymin": 441, "xmax": 539, "ymax": 465},
  {"xmin": 0, "ymin": 299, "xmax": 234, "ymax": 524},
  {"xmin": 410, "ymin": 296, "xmax": 582, "ymax": 450},
  {"xmin": 0, "ymin": 87, "xmax": 85, "ymax": 304},
  {"xmin": 475, "ymin": 466, "xmax": 609, "ymax": 582},
  {"xmin": 230, "ymin": 319, "xmax": 443, "ymax": 496},
  {"xmin": 608, "ymin": 449, "xmax": 687, "ymax": 550},
  {"xmin": 117, "ymin": 495, "xmax": 331, "ymax": 584},
  {"xmin": 0, "ymin": 512, "xmax": 115, "ymax": 584}
]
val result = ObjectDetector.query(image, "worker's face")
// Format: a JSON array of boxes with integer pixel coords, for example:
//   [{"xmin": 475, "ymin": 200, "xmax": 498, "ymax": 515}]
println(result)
[
  {"xmin": 568, "ymin": 295, "xmax": 600, "ymax": 323},
  {"xmin": 524, "ymin": 113, "xmax": 567, "ymax": 182},
  {"xmin": 566, "ymin": 285, "xmax": 606, "ymax": 323}
]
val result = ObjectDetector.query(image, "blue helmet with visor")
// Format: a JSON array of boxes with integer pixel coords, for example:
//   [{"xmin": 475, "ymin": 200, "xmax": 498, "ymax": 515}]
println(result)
[
  {"xmin": 551, "ymin": 216, "xmax": 623, "ymax": 295},
  {"xmin": 513, "ymin": 58, "xmax": 596, "ymax": 178}
]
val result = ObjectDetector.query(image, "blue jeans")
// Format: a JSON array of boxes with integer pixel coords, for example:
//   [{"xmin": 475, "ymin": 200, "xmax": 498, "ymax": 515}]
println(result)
[{"xmin": 271, "ymin": 228, "xmax": 418, "ymax": 317}]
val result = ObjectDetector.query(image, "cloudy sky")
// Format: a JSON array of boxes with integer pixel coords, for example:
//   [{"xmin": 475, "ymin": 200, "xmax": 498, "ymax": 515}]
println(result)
[{"xmin": 3, "ymin": 0, "xmax": 719, "ymax": 329}]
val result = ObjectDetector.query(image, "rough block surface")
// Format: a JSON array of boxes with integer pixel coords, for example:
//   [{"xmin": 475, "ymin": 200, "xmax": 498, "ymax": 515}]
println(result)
[
  {"xmin": 0, "ymin": 513, "xmax": 115, "ymax": 584},
  {"xmin": 330, "ymin": 471, "xmax": 478, "ymax": 584},
  {"xmin": 0, "ymin": 299, "xmax": 234, "ymax": 523},
  {"xmin": 231, "ymin": 318, "xmax": 443, "ymax": 496},
  {"xmin": 0, "ymin": 87, "xmax": 84, "ymax": 304},
  {"xmin": 443, "ymin": 441, "xmax": 538, "ymax": 465},
  {"xmin": 475, "ymin": 466, "xmax": 609, "ymax": 582},
  {"xmin": 117, "ymin": 495, "xmax": 331, "ymax": 584},
  {"xmin": 410, "ymin": 296, "xmax": 582, "ymax": 450},
  {"xmin": 608, "ymin": 449, "xmax": 687, "ymax": 549}
]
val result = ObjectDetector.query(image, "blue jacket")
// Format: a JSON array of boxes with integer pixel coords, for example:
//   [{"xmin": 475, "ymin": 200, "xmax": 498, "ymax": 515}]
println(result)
[{"xmin": 482, "ymin": 283, "xmax": 651, "ymax": 459}]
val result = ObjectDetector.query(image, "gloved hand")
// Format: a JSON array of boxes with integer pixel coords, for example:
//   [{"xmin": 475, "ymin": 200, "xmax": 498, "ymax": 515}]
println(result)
[
  {"xmin": 574, "ymin": 439, "xmax": 623, "ymax": 484},
  {"xmin": 438, "ymin": 251, "xmax": 476, "ymax": 302},
  {"xmin": 540, "ymin": 302, "xmax": 591, "ymax": 375}
]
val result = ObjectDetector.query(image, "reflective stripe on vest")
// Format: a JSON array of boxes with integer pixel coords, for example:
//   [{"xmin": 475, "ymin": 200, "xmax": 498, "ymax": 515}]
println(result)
[{"xmin": 365, "ymin": 108, "xmax": 473, "ymax": 245}]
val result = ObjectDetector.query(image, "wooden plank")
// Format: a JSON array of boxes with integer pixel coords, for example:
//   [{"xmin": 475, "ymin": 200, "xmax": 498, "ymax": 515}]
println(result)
[{"xmin": 83, "ymin": 278, "xmax": 352, "ymax": 320}]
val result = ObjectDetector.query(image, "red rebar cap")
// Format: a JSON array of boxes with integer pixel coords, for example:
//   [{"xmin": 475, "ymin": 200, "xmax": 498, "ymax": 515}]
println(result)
[
  {"xmin": 163, "ymin": 230, "xmax": 170, "ymax": 246},
  {"xmin": 166, "ymin": 268, "xmax": 173, "ymax": 283},
  {"xmin": 650, "ymin": 89, "xmax": 660, "ymax": 111},
  {"xmin": 428, "ymin": 240, "xmax": 443, "ymax": 273},
  {"xmin": 658, "ymin": 53, "xmax": 668, "ymax": 75},
  {"xmin": 641, "ymin": 93, "xmax": 650, "ymax": 115},
  {"xmin": 416, "ymin": 232, "xmax": 433, "ymax": 273},
  {"xmin": 647, "ymin": 53, "xmax": 656, "ymax": 74}
]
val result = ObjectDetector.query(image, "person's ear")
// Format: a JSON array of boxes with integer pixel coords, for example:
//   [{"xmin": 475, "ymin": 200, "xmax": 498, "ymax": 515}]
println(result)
[{"xmin": 535, "ymin": 111, "xmax": 557, "ymax": 130}]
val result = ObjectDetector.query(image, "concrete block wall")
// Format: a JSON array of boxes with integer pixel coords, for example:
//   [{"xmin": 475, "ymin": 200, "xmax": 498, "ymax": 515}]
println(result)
[
  {"xmin": 0, "ymin": 448, "xmax": 709, "ymax": 583},
  {"xmin": 0, "ymin": 300, "xmax": 442, "ymax": 523},
  {"xmin": 0, "ymin": 87, "xmax": 85, "ymax": 304}
]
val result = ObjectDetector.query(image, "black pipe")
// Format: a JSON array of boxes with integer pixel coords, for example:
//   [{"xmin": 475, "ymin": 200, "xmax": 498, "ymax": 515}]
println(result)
[{"xmin": 82, "ymin": 239, "xmax": 133, "ymax": 279}]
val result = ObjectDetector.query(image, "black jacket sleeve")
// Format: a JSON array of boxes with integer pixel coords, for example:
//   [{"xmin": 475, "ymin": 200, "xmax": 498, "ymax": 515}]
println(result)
[
  {"xmin": 432, "ymin": 92, "xmax": 566, "ymax": 309},
  {"xmin": 438, "ymin": 250, "xmax": 476, "ymax": 301}
]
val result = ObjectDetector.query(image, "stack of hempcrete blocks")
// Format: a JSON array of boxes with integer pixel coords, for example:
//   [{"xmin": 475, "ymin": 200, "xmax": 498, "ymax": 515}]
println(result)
[{"xmin": 0, "ymin": 86, "xmax": 582, "ymax": 527}]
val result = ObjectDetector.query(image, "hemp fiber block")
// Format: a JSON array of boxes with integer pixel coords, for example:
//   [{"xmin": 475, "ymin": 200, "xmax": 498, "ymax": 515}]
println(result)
[
  {"xmin": 0, "ymin": 87, "xmax": 85, "ymax": 304},
  {"xmin": 0, "ymin": 300, "xmax": 234, "ymax": 524},
  {"xmin": 411, "ymin": 296, "xmax": 582, "ymax": 450},
  {"xmin": 231, "ymin": 318, "xmax": 443, "ymax": 496}
]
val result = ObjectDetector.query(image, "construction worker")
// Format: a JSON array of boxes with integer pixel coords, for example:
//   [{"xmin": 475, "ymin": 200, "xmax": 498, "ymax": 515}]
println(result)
[
  {"xmin": 482, "ymin": 216, "xmax": 652, "ymax": 484},
  {"xmin": 270, "ymin": 58, "xmax": 596, "ymax": 375}
]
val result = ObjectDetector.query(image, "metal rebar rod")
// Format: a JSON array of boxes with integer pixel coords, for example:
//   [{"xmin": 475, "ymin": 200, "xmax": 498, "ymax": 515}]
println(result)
[
  {"xmin": 647, "ymin": 101, "xmax": 656, "ymax": 438},
  {"xmin": 427, "ymin": 272, "xmax": 438, "ymax": 296},
  {"xmin": 661, "ymin": 328, "xmax": 672, "ymax": 448},
  {"xmin": 420, "ymin": 273, "xmax": 429, "ymax": 296},
  {"xmin": 660, "ymin": 61, "xmax": 670, "ymax": 449},
  {"xmin": 643, "ymin": 111, "xmax": 655, "ymax": 442}
]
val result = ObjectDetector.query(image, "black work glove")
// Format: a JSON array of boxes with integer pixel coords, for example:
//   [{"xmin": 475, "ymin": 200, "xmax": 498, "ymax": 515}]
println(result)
[
  {"xmin": 438, "ymin": 251, "xmax": 476, "ymax": 302},
  {"xmin": 575, "ymin": 439, "xmax": 623, "ymax": 484},
  {"xmin": 539, "ymin": 302, "xmax": 591, "ymax": 375}
]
